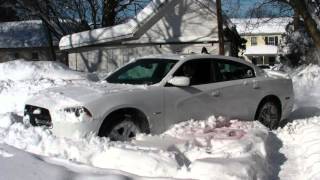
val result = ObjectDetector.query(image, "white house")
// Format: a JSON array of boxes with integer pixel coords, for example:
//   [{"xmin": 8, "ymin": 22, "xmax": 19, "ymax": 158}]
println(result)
[
  {"xmin": 232, "ymin": 17, "xmax": 291, "ymax": 65},
  {"xmin": 59, "ymin": 0, "xmax": 242, "ymax": 72}
]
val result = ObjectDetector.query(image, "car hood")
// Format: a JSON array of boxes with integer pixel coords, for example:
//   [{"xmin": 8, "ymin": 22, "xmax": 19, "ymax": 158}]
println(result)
[{"xmin": 26, "ymin": 82, "xmax": 148, "ymax": 110}]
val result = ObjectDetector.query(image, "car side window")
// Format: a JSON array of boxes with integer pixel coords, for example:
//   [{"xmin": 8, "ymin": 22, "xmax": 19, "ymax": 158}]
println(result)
[
  {"xmin": 173, "ymin": 60, "xmax": 214, "ymax": 86},
  {"xmin": 107, "ymin": 59, "xmax": 177, "ymax": 85},
  {"xmin": 215, "ymin": 60, "xmax": 255, "ymax": 82}
]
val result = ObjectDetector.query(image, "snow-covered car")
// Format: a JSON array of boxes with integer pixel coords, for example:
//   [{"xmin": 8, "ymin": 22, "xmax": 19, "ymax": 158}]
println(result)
[{"xmin": 24, "ymin": 54, "xmax": 294, "ymax": 141}]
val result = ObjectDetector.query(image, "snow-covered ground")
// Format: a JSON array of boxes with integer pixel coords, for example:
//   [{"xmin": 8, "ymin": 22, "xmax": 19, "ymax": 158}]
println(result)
[{"xmin": 0, "ymin": 60, "xmax": 320, "ymax": 180}]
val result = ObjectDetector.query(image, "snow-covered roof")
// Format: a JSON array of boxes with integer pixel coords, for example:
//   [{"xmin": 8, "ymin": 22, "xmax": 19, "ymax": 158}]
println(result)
[
  {"xmin": 231, "ymin": 17, "xmax": 292, "ymax": 35},
  {"xmin": 59, "ymin": 0, "xmax": 171, "ymax": 50},
  {"xmin": 60, "ymin": 0, "xmax": 234, "ymax": 50},
  {"xmin": 0, "ymin": 20, "xmax": 56, "ymax": 49},
  {"xmin": 244, "ymin": 45, "xmax": 278, "ymax": 56}
]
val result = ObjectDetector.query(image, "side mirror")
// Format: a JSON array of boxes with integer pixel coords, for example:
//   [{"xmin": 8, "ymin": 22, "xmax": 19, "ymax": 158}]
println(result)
[{"xmin": 168, "ymin": 76, "xmax": 190, "ymax": 87}]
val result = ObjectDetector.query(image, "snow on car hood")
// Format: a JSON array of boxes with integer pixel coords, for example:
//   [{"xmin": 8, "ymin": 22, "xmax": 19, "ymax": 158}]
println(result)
[{"xmin": 26, "ymin": 82, "xmax": 148, "ymax": 110}]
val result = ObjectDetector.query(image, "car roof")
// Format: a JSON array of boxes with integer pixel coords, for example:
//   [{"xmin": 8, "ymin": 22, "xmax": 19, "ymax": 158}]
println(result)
[{"xmin": 138, "ymin": 54, "xmax": 254, "ymax": 67}]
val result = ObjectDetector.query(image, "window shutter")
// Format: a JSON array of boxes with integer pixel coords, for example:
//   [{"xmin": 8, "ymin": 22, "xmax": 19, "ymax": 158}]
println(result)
[{"xmin": 275, "ymin": 36, "xmax": 279, "ymax": 46}]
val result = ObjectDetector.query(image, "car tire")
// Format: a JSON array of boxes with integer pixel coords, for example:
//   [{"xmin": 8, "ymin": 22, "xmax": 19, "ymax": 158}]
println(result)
[
  {"xmin": 256, "ymin": 101, "xmax": 281, "ymax": 130},
  {"xmin": 100, "ymin": 114, "xmax": 141, "ymax": 141}
]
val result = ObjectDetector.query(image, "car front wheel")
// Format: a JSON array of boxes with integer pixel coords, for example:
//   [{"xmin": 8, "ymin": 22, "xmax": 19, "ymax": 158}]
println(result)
[
  {"xmin": 100, "ymin": 114, "xmax": 141, "ymax": 141},
  {"xmin": 257, "ymin": 101, "xmax": 281, "ymax": 129}
]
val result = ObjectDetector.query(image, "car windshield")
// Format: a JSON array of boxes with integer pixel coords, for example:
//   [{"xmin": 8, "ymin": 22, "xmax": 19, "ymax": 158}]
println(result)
[{"xmin": 106, "ymin": 59, "xmax": 177, "ymax": 85}]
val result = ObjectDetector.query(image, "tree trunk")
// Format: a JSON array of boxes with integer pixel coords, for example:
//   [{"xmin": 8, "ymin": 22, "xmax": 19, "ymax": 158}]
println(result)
[
  {"xmin": 290, "ymin": 0, "xmax": 320, "ymax": 48},
  {"xmin": 102, "ymin": 0, "xmax": 118, "ymax": 27},
  {"xmin": 42, "ymin": 19, "xmax": 56, "ymax": 62}
]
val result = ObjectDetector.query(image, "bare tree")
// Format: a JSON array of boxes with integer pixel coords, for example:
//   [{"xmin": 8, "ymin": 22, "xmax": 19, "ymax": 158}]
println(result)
[
  {"xmin": 12, "ymin": 0, "xmax": 150, "ymax": 36},
  {"xmin": 0, "ymin": 0, "xmax": 19, "ymax": 22},
  {"xmin": 9, "ymin": 0, "xmax": 149, "ymax": 61},
  {"xmin": 253, "ymin": 0, "xmax": 320, "ymax": 49},
  {"xmin": 13, "ymin": 0, "xmax": 103, "ymax": 39},
  {"xmin": 222, "ymin": 0, "xmax": 241, "ymax": 18},
  {"xmin": 102, "ymin": 0, "xmax": 149, "ymax": 27}
]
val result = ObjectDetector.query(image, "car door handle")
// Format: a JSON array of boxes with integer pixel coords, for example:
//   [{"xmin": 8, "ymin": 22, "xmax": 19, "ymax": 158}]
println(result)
[
  {"xmin": 253, "ymin": 80, "xmax": 260, "ymax": 89},
  {"xmin": 211, "ymin": 90, "xmax": 220, "ymax": 97}
]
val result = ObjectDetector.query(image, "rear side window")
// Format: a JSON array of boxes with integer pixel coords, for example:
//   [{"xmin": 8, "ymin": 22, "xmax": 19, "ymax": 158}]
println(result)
[
  {"xmin": 215, "ymin": 60, "xmax": 255, "ymax": 82},
  {"xmin": 173, "ymin": 60, "xmax": 214, "ymax": 85}
]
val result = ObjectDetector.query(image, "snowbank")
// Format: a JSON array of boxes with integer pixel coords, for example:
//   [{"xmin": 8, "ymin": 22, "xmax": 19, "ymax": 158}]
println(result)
[
  {"xmin": 0, "ymin": 115, "xmax": 272, "ymax": 179},
  {"xmin": 0, "ymin": 60, "xmax": 87, "ymax": 81},
  {"xmin": 275, "ymin": 64, "xmax": 320, "ymax": 180},
  {"xmin": 290, "ymin": 64, "xmax": 320, "ymax": 108},
  {"xmin": 0, "ymin": 60, "xmax": 92, "ymax": 115}
]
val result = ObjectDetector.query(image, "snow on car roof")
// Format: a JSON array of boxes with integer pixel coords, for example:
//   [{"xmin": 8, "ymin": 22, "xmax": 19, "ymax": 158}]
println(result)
[{"xmin": 137, "ymin": 54, "xmax": 254, "ymax": 67}]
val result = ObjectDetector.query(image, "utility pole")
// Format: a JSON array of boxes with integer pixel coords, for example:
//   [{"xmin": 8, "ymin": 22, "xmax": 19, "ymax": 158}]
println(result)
[{"xmin": 216, "ymin": 0, "xmax": 225, "ymax": 55}]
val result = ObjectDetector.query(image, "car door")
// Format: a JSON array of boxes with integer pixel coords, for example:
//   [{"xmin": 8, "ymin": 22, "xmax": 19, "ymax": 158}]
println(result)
[
  {"xmin": 210, "ymin": 59, "xmax": 261, "ymax": 120},
  {"xmin": 163, "ymin": 59, "xmax": 223, "ymax": 128}
]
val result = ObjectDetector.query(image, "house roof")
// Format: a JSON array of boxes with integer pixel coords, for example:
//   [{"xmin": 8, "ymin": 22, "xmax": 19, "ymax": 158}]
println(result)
[
  {"xmin": 244, "ymin": 45, "xmax": 278, "ymax": 56},
  {"xmin": 59, "ymin": 0, "xmax": 235, "ymax": 51},
  {"xmin": 231, "ymin": 17, "xmax": 292, "ymax": 35},
  {"xmin": 0, "ymin": 20, "xmax": 56, "ymax": 49},
  {"xmin": 59, "ymin": 0, "xmax": 173, "ymax": 50}
]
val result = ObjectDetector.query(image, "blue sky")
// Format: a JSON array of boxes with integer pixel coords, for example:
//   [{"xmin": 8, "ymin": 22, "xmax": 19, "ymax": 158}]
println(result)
[
  {"xmin": 222, "ymin": 0, "xmax": 292, "ymax": 18},
  {"xmin": 222, "ymin": 0, "xmax": 261, "ymax": 17},
  {"xmin": 222, "ymin": 0, "xmax": 258, "ymax": 16}
]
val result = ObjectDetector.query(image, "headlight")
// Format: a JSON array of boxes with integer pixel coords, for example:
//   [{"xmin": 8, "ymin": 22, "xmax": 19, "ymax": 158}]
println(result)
[{"xmin": 64, "ymin": 107, "xmax": 92, "ymax": 118}]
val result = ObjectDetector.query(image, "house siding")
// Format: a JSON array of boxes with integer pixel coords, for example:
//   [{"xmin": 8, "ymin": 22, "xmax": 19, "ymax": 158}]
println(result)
[
  {"xmin": 244, "ymin": 34, "xmax": 282, "ymax": 48},
  {"xmin": 0, "ymin": 48, "xmax": 52, "ymax": 62},
  {"xmin": 69, "ymin": 43, "xmax": 220, "ymax": 72}
]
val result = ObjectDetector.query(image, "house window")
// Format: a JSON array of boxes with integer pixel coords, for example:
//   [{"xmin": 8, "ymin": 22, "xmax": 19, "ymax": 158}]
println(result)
[
  {"xmin": 251, "ymin": 37, "xmax": 257, "ymax": 46},
  {"xmin": 265, "ymin": 36, "xmax": 279, "ymax": 46},
  {"xmin": 32, "ymin": 52, "xmax": 39, "ymax": 60},
  {"xmin": 268, "ymin": 37, "xmax": 275, "ymax": 45}
]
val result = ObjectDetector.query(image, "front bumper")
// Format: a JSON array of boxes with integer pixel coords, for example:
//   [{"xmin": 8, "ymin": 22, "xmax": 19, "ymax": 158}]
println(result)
[{"xmin": 24, "ymin": 104, "xmax": 101, "ymax": 139}]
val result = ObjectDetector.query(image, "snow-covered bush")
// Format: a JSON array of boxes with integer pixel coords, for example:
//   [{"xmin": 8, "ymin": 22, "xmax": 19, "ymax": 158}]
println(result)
[
  {"xmin": 278, "ymin": 19, "xmax": 318, "ymax": 66},
  {"xmin": 279, "ymin": 15, "xmax": 320, "ymax": 67}
]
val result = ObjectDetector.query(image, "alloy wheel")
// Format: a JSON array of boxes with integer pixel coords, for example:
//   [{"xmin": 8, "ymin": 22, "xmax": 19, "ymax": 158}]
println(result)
[
  {"xmin": 109, "ymin": 120, "xmax": 141, "ymax": 141},
  {"xmin": 258, "ymin": 102, "xmax": 280, "ymax": 129}
]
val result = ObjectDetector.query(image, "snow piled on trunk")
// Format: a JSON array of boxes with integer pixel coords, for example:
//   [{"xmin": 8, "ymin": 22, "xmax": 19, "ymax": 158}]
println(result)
[{"xmin": 1, "ymin": 60, "xmax": 320, "ymax": 179}]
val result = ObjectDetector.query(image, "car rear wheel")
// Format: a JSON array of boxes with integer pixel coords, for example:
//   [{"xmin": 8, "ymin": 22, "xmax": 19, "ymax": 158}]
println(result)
[
  {"xmin": 257, "ymin": 101, "xmax": 281, "ymax": 129},
  {"xmin": 100, "ymin": 114, "xmax": 141, "ymax": 141}
]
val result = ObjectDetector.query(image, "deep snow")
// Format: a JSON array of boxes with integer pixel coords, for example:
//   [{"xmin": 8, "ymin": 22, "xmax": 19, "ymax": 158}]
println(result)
[{"xmin": 0, "ymin": 60, "xmax": 320, "ymax": 179}]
